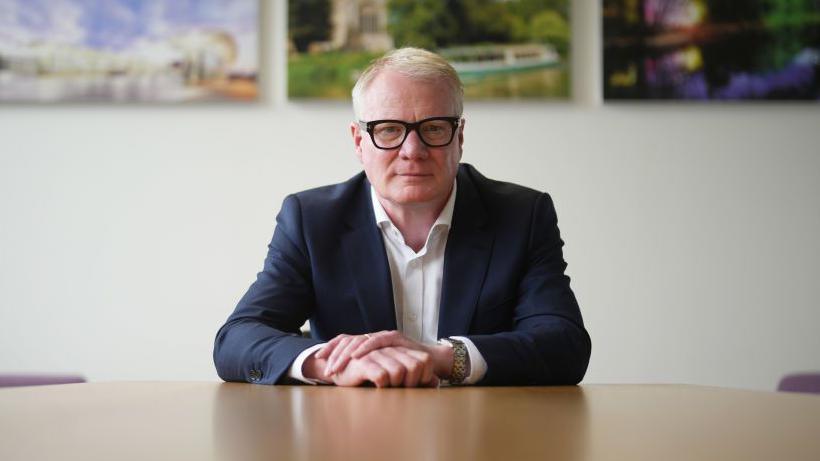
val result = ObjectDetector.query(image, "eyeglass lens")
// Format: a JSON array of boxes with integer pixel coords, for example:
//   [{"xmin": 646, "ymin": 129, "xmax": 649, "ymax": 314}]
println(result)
[{"xmin": 372, "ymin": 119, "xmax": 455, "ymax": 149}]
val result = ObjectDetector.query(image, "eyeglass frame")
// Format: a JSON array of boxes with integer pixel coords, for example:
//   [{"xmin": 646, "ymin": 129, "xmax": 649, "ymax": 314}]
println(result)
[{"xmin": 358, "ymin": 116, "xmax": 463, "ymax": 150}]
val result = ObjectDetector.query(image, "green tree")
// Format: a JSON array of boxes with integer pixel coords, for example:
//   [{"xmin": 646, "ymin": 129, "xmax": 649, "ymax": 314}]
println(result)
[
  {"xmin": 530, "ymin": 10, "xmax": 569, "ymax": 54},
  {"xmin": 508, "ymin": 0, "xmax": 569, "ymax": 19},
  {"xmin": 459, "ymin": 0, "xmax": 516, "ymax": 43},
  {"xmin": 764, "ymin": 0, "xmax": 820, "ymax": 27},
  {"xmin": 388, "ymin": 0, "xmax": 459, "ymax": 48},
  {"xmin": 289, "ymin": 0, "xmax": 331, "ymax": 53},
  {"xmin": 388, "ymin": 0, "xmax": 571, "ymax": 48}
]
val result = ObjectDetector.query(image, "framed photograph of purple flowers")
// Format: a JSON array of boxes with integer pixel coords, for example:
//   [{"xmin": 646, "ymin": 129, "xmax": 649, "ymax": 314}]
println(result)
[{"xmin": 603, "ymin": 0, "xmax": 820, "ymax": 101}]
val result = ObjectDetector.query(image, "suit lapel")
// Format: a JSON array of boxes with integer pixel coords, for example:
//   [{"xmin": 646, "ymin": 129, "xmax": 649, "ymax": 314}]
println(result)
[
  {"xmin": 438, "ymin": 167, "xmax": 494, "ymax": 338},
  {"xmin": 341, "ymin": 180, "xmax": 397, "ymax": 333}
]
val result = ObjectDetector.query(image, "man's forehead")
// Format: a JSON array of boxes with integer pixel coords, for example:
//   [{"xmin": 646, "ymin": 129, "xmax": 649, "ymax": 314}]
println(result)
[{"xmin": 360, "ymin": 71, "xmax": 456, "ymax": 120}]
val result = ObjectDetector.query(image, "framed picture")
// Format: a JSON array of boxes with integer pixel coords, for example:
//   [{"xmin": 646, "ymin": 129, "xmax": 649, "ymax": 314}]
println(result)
[
  {"xmin": 288, "ymin": 0, "xmax": 570, "ymax": 100},
  {"xmin": 603, "ymin": 0, "xmax": 820, "ymax": 101},
  {"xmin": 0, "ymin": 0, "xmax": 259, "ymax": 103}
]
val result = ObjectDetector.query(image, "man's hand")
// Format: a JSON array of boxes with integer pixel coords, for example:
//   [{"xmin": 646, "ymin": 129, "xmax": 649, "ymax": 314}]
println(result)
[
  {"xmin": 316, "ymin": 331, "xmax": 454, "ymax": 380},
  {"xmin": 314, "ymin": 333, "xmax": 374, "ymax": 377},
  {"xmin": 305, "ymin": 345, "xmax": 439, "ymax": 387}
]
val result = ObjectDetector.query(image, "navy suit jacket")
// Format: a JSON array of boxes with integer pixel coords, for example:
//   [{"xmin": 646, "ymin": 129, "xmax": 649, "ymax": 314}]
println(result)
[{"xmin": 214, "ymin": 164, "xmax": 591, "ymax": 385}]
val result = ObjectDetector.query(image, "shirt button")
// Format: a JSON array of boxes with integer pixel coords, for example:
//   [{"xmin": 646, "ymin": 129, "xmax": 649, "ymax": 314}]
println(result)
[{"xmin": 408, "ymin": 313, "xmax": 418, "ymax": 321}]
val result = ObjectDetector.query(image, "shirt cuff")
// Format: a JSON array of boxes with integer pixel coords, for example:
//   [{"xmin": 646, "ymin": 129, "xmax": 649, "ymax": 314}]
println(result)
[
  {"xmin": 287, "ymin": 343, "xmax": 330, "ymax": 385},
  {"xmin": 450, "ymin": 336, "xmax": 487, "ymax": 385}
]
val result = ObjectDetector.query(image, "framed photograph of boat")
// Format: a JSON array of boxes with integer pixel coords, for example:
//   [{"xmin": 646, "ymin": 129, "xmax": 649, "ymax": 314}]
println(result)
[
  {"xmin": 0, "ymin": 0, "xmax": 259, "ymax": 103},
  {"xmin": 288, "ymin": 0, "xmax": 570, "ymax": 100},
  {"xmin": 603, "ymin": 0, "xmax": 820, "ymax": 101}
]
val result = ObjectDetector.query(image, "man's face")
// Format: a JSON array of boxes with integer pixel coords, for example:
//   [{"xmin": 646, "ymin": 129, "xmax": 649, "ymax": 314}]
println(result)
[{"xmin": 351, "ymin": 70, "xmax": 464, "ymax": 209}]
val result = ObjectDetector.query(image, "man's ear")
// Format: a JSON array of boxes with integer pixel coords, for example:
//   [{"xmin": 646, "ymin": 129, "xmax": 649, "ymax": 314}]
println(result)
[{"xmin": 351, "ymin": 122, "xmax": 363, "ymax": 163}]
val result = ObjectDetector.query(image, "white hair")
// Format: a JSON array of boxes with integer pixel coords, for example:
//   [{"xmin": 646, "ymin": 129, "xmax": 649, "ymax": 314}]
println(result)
[{"xmin": 351, "ymin": 47, "xmax": 464, "ymax": 120}]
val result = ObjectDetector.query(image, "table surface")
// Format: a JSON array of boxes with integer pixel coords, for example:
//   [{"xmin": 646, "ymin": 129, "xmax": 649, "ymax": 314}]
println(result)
[{"xmin": 1, "ymin": 382, "xmax": 819, "ymax": 461}]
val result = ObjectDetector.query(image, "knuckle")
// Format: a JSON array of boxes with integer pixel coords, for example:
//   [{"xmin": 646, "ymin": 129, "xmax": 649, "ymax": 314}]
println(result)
[
  {"xmin": 376, "ymin": 370, "xmax": 388, "ymax": 383},
  {"xmin": 392, "ymin": 364, "xmax": 405, "ymax": 377}
]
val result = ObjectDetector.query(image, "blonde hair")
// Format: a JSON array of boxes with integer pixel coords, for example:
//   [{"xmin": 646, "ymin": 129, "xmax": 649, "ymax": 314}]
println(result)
[{"xmin": 351, "ymin": 47, "xmax": 464, "ymax": 120}]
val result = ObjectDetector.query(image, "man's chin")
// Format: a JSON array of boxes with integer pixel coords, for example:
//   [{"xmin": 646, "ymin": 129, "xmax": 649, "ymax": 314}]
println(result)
[{"xmin": 389, "ymin": 190, "xmax": 438, "ymax": 207}]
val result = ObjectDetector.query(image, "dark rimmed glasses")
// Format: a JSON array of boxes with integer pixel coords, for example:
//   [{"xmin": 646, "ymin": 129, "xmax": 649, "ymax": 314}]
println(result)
[{"xmin": 359, "ymin": 116, "xmax": 462, "ymax": 150}]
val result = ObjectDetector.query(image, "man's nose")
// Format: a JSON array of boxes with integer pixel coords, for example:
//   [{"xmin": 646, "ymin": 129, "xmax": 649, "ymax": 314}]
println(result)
[{"xmin": 399, "ymin": 129, "xmax": 428, "ymax": 159}]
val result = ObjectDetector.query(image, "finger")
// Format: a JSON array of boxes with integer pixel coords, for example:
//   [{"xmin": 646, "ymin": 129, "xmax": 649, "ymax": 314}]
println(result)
[
  {"xmin": 403, "ymin": 348, "xmax": 436, "ymax": 386},
  {"xmin": 385, "ymin": 347, "xmax": 424, "ymax": 387},
  {"xmin": 315, "ymin": 334, "xmax": 348, "ymax": 360},
  {"xmin": 367, "ymin": 349, "xmax": 406, "ymax": 387},
  {"xmin": 324, "ymin": 336, "xmax": 354, "ymax": 375},
  {"xmin": 328, "ymin": 335, "xmax": 370, "ymax": 375},
  {"xmin": 360, "ymin": 357, "xmax": 390, "ymax": 388},
  {"xmin": 315, "ymin": 335, "xmax": 347, "ymax": 359},
  {"xmin": 331, "ymin": 366, "xmax": 367, "ymax": 387},
  {"xmin": 351, "ymin": 331, "xmax": 409, "ymax": 358},
  {"xmin": 331, "ymin": 357, "xmax": 369, "ymax": 387},
  {"xmin": 350, "ymin": 331, "xmax": 392, "ymax": 358}
]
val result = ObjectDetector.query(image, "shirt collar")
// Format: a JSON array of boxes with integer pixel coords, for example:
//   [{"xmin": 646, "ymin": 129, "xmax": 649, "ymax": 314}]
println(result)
[{"xmin": 370, "ymin": 180, "xmax": 457, "ymax": 230}]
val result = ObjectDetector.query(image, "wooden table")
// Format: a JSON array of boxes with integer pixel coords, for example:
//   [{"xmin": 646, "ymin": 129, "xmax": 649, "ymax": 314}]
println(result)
[{"xmin": 1, "ymin": 382, "xmax": 819, "ymax": 460}]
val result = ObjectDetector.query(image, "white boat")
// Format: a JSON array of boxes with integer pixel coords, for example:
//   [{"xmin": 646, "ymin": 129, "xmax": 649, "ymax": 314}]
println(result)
[{"xmin": 439, "ymin": 43, "xmax": 560, "ymax": 78}]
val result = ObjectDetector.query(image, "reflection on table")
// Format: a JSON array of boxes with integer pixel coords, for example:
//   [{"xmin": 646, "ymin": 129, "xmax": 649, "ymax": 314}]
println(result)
[{"xmin": 1, "ymin": 382, "xmax": 819, "ymax": 461}]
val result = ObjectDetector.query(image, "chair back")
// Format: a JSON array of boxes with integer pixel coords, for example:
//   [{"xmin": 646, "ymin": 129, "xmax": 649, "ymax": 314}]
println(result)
[
  {"xmin": 777, "ymin": 373, "xmax": 820, "ymax": 394},
  {"xmin": 0, "ymin": 374, "xmax": 86, "ymax": 388}
]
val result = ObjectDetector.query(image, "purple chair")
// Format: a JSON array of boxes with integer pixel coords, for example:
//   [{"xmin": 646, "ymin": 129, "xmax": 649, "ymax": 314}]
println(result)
[
  {"xmin": 777, "ymin": 373, "xmax": 820, "ymax": 394},
  {"xmin": 0, "ymin": 374, "xmax": 86, "ymax": 388}
]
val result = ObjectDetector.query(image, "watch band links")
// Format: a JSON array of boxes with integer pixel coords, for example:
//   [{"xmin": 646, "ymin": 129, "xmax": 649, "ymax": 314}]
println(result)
[{"xmin": 442, "ymin": 338, "xmax": 469, "ymax": 385}]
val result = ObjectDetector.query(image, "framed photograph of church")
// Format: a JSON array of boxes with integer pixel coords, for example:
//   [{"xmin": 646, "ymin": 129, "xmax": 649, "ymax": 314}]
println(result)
[
  {"xmin": 0, "ymin": 0, "xmax": 259, "ymax": 103},
  {"xmin": 288, "ymin": 0, "xmax": 570, "ymax": 100},
  {"xmin": 603, "ymin": 0, "xmax": 820, "ymax": 101}
]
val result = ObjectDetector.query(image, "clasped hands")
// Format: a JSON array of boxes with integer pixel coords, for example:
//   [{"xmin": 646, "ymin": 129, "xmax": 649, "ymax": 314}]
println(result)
[{"xmin": 302, "ymin": 331, "xmax": 454, "ymax": 388}]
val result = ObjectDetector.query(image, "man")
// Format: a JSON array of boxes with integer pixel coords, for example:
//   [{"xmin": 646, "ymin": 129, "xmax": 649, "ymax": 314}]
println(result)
[{"xmin": 214, "ymin": 47, "xmax": 590, "ymax": 387}]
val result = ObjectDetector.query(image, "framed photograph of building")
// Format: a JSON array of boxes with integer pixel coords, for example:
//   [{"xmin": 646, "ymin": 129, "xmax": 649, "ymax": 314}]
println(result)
[
  {"xmin": 288, "ymin": 0, "xmax": 570, "ymax": 100},
  {"xmin": 603, "ymin": 0, "xmax": 820, "ymax": 101},
  {"xmin": 0, "ymin": 0, "xmax": 259, "ymax": 103}
]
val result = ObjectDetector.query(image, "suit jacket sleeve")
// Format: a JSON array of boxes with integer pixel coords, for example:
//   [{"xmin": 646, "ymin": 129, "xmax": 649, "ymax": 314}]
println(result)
[
  {"xmin": 213, "ymin": 194, "xmax": 322, "ymax": 384},
  {"xmin": 468, "ymin": 193, "xmax": 591, "ymax": 385}
]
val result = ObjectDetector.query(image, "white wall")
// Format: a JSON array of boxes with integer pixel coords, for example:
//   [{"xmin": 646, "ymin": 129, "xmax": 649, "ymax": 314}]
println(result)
[{"xmin": 1, "ymin": 1, "xmax": 818, "ymax": 391}]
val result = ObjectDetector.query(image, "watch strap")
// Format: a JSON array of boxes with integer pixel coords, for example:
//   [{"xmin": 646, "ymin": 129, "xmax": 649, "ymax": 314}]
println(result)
[{"xmin": 442, "ymin": 338, "xmax": 469, "ymax": 384}]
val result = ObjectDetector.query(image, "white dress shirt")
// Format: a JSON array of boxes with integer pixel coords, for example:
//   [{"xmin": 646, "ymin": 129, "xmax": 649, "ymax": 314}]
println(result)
[{"xmin": 289, "ymin": 182, "xmax": 487, "ymax": 384}]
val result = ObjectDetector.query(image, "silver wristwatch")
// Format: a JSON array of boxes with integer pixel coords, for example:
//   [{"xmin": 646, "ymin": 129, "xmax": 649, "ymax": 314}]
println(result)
[{"xmin": 442, "ymin": 338, "xmax": 469, "ymax": 385}]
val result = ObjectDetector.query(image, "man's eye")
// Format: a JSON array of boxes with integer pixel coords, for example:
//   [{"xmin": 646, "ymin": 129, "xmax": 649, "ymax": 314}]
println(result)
[
  {"xmin": 376, "ymin": 124, "xmax": 402, "ymax": 135},
  {"xmin": 423, "ymin": 124, "xmax": 447, "ymax": 134}
]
